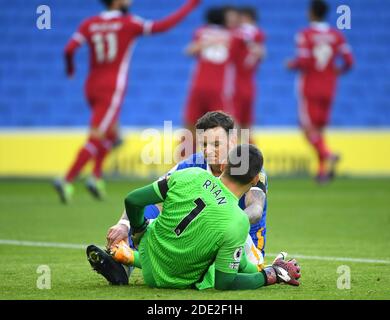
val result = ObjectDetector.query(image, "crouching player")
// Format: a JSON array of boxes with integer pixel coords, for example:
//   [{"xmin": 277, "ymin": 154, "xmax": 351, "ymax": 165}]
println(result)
[
  {"xmin": 107, "ymin": 111, "xmax": 268, "ymax": 274},
  {"xmin": 87, "ymin": 145, "xmax": 300, "ymax": 289}
]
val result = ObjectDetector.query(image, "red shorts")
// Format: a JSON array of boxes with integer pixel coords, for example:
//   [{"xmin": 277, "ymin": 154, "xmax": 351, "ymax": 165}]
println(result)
[
  {"xmin": 184, "ymin": 88, "xmax": 231, "ymax": 126},
  {"xmin": 85, "ymin": 83, "xmax": 125, "ymax": 135},
  {"xmin": 233, "ymin": 93, "xmax": 254, "ymax": 128},
  {"xmin": 299, "ymin": 96, "xmax": 333, "ymax": 128}
]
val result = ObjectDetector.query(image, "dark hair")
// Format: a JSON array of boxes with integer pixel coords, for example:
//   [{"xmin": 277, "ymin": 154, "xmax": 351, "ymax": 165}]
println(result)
[
  {"xmin": 310, "ymin": 0, "xmax": 328, "ymax": 20},
  {"xmin": 239, "ymin": 6, "xmax": 258, "ymax": 22},
  {"xmin": 205, "ymin": 7, "xmax": 225, "ymax": 26},
  {"xmin": 195, "ymin": 111, "xmax": 235, "ymax": 134},
  {"xmin": 101, "ymin": 0, "xmax": 115, "ymax": 7},
  {"xmin": 225, "ymin": 144, "xmax": 264, "ymax": 185}
]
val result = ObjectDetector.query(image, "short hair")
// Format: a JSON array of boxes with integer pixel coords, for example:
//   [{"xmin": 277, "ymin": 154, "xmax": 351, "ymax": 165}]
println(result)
[
  {"xmin": 195, "ymin": 111, "xmax": 235, "ymax": 134},
  {"xmin": 205, "ymin": 7, "xmax": 225, "ymax": 26},
  {"xmin": 310, "ymin": 0, "xmax": 328, "ymax": 20},
  {"xmin": 225, "ymin": 144, "xmax": 263, "ymax": 185},
  {"xmin": 101, "ymin": 0, "xmax": 115, "ymax": 7},
  {"xmin": 239, "ymin": 6, "xmax": 258, "ymax": 22}
]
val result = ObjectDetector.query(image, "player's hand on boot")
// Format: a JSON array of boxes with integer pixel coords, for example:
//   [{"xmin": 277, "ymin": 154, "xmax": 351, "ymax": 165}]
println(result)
[
  {"xmin": 264, "ymin": 252, "xmax": 301, "ymax": 286},
  {"xmin": 106, "ymin": 224, "xmax": 129, "ymax": 250}
]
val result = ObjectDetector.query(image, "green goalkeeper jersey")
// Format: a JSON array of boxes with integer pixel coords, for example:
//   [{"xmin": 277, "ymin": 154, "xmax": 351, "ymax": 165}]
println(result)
[{"xmin": 138, "ymin": 167, "xmax": 250, "ymax": 289}]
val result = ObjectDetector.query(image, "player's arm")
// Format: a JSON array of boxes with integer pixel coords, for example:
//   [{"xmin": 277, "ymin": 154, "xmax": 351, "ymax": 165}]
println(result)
[
  {"xmin": 108, "ymin": 157, "xmax": 191, "ymax": 248},
  {"xmin": 185, "ymin": 33, "xmax": 224, "ymax": 56},
  {"xmin": 244, "ymin": 32, "xmax": 266, "ymax": 67},
  {"xmin": 106, "ymin": 210, "xmax": 130, "ymax": 248},
  {"xmin": 336, "ymin": 34, "xmax": 354, "ymax": 74},
  {"xmin": 214, "ymin": 220, "xmax": 301, "ymax": 289},
  {"xmin": 185, "ymin": 39, "xmax": 215, "ymax": 56},
  {"xmin": 185, "ymin": 40, "xmax": 204, "ymax": 56},
  {"xmin": 245, "ymin": 42, "xmax": 265, "ymax": 64},
  {"xmin": 286, "ymin": 31, "xmax": 311, "ymax": 71},
  {"xmin": 244, "ymin": 188, "xmax": 266, "ymax": 224},
  {"xmin": 215, "ymin": 256, "xmax": 267, "ymax": 290},
  {"xmin": 107, "ymin": 162, "xmax": 181, "ymax": 248},
  {"xmin": 64, "ymin": 21, "xmax": 88, "ymax": 77},
  {"xmin": 140, "ymin": 0, "xmax": 200, "ymax": 35},
  {"xmin": 214, "ymin": 218, "xmax": 267, "ymax": 290},
  {"xmin": 244, "ymin": 173, "xmax": 267, "ymax": 224},
  {"xmin": 124, "ymin": 178, "xmax": 169, "ymax": 246}
]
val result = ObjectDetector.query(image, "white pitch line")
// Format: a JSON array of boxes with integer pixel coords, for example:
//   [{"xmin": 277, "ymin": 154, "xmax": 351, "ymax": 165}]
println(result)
[
  {"xmin": 1, "ymin": 239, "xmax": 390, "ymax": 265},
  {"xmin": 0, "ymin": 239, "xmax": 87, "ymax": 250},
  {"xmin": 267, "ymin": 252, "xmax": 390, "ymax": 265}
]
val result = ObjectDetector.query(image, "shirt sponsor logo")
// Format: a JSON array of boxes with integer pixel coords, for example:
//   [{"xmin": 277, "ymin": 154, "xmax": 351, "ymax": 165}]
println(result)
[{"xmin": 229, "ymin": 262, "xmax": 240, "ymax": 270}]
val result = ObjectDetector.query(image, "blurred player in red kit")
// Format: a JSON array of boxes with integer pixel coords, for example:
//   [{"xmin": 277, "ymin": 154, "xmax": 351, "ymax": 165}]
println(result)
[
  {"xmin": 182, "ymin": 7, "xmax": 233, "ymax": 156},
  {"xmin": 230, "ymin": 7, "xmax": 265, "ymax": 140},
  {"xmin": 286, "ymin": 0, "xmax": 353, "ymax": 182},
  {"xmin": 54, "ymin": 0, "xmax": 200, "ymax": 203}
]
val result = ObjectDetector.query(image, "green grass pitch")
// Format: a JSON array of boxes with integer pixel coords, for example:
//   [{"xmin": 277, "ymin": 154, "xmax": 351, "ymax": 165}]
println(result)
[{"xmin": 0, "ymin": 178, "xmax": 389, "ymax": 300}]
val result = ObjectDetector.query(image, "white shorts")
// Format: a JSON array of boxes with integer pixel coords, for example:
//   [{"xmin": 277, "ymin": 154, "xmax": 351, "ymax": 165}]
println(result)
[{"xmin": 244, "ymin": 234, "xmax": 264, "ymax": 268}]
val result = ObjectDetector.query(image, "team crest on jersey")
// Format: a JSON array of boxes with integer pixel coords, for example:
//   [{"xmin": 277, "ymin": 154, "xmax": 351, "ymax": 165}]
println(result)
[{"xmin": 233, "ymin": 247, "xmax": 243, "ymax": 261}]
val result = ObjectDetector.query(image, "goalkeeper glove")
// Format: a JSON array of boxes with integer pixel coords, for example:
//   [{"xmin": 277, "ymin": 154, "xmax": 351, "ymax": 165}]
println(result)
[{"xmin": 263, "ymin": 252, "xmax": 301, "ymax": 286}]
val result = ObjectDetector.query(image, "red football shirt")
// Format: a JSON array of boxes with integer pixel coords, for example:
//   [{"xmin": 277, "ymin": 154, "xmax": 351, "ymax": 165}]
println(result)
[
  {"xmin": 189, "ymin": 25, "xmax": 232, "ymax": 93},
  {"xmin": 64, "ymin": 1, "xmax": 200, "ymax": 91},
  {"xmin": 231, "ymin": 23, "xmax": 265, "ymax": 96},
  {"xmin": 67, "ymin": 11, "xmax": 151, "ymax": 91},
  {"xmin": 291, "ymin": 22, "xmax": 353, "ymax": 98}
]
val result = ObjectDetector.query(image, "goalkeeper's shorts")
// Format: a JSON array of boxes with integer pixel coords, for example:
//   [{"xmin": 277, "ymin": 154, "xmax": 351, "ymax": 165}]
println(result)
[{"xmin": 245, "ymin": 234, "xmax": 264, "ymax": 269}]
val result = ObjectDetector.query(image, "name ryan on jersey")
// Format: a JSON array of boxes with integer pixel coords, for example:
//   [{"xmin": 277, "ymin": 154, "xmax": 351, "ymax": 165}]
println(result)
[{"xmin": 202, "ymin": 179, "xmax": 227, "ymax": 205}]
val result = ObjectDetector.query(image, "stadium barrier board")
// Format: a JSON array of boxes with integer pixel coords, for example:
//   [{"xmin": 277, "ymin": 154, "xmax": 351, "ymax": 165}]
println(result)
[{"xmin": 0, "ymin": 128, "xmax": 389, "ymax": 178}]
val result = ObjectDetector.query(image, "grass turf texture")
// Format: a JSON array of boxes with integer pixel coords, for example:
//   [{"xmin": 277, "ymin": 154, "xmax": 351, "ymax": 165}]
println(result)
[{"xmin": 0, "ymin": 178, "xmax": 389, "ymax": 300}]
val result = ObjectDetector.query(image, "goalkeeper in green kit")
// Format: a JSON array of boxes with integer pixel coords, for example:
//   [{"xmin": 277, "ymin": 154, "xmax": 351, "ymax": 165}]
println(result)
[{"xmin": 87, "ymin": 144, "xmax": 301, "ymax": 290}]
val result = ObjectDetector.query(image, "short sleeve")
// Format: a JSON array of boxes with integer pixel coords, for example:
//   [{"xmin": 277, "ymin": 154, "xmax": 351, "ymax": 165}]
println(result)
[
  {"xmin": 295, "ymin": 31, "xmax": 306, "ymax": 46},
  {"xmin": 71, "ymin": 20, "xmax": 89, "ymax": 45},
  {"xmin": 295, "ymin": 31, "xmax": 310, "ymax": 58},
  {"xmin": 215, "ymin": 214, "xmax": 250, "ymax": 274}
]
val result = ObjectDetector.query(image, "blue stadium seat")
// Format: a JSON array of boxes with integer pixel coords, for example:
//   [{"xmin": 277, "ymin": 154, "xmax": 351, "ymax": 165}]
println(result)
[{"xmin": 0, "ymin": 0, "xmax": 389, "ymax": 128}]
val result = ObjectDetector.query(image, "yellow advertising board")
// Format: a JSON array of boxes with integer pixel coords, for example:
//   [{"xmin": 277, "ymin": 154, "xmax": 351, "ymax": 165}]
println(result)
[{"xmin": 0, "ymin": 128, "xmax": 389, "ymax": 178}]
